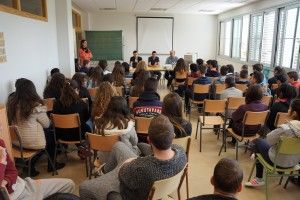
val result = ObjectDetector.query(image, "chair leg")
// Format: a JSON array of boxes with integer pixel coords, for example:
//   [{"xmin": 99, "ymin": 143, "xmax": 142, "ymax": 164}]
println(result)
[
  {"xmin": 195, "ymin": 118, "xmax": 199, "ymax": 139},
  {"xmin": 284, "ymin": 172, "xmax": 293, "ymax": 189},
  {"xmin": 45, "ymin": 149, "xmax": 57, "ymax": 176},
  {"xmin": 28, "ymin": 158, "xmax": 32, "ymax": 177},
  {"xmin": 85, "ymin": 158, "xmax": 89, "ymax": 178},
  {"xmin": 200, "ymin": 123, "xmax": 203, "ymax": 152},
  {"xmin": 185, "ymin": 170, "xmax": 189, "ymax": 199},
  {"xmin": 279, "ymin": 176, "xmax": 283, "ymax": 185},
  {"xmin": 248, "ymin": 159, "xmax": 257, "ymax": 181},
  {"xmin": 265, "ymin": 173, "xmax": 269, "ymax": 200},
  {"xmin": 235, "ymin": 141, "xmax": 238, "ymax": 160}
]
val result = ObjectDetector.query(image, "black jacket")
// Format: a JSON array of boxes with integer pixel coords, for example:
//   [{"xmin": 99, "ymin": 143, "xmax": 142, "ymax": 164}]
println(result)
[
  {"xmin": 53, "ymin": 100, "xmax": 90, "ymax": 141},
  {"xmin": 133, "ymin": 91, "xmax": 162, "ymax": 117},
  {"xmin": 267, "ymin": 101, "xmax": 290, "ymax": 130}
]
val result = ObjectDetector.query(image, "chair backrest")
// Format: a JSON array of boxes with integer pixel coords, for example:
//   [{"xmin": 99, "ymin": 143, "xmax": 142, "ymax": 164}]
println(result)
[
  {"xmin": 274, "ymin": 112, "xmax": 290, "ymax": 128},
  {"xmin": 187, "ymin": 77, "xmax": 195, "ymax": 86},
  {"xmin": 43, "ymin": 98, "xmax": 55, "ymax": 112},
  {"xmin": 175, "ymin": 72, "xmax": 187, "ymax": 80},
  {"xmin": 277, "ymin": 137, "xmax": 300, "ymax": 155},
  {"xmin": 262, "ymin": 96, "xmax": 272, "ymax": 107},
  {"xmin": 86, "ymin": 132, "xmax": 120, "ymax": 152},
  {"xmin": 128, "ymin": 96, "xmax": 139, "ymax": 109},
  {"xmin": 51, "ymin": 113, "xmax": 81, "ymax": 129},
  {"xmin": 88, "ymin": 87, "xmax": 98, "ymax": 98},
  {"xmin": 173, "ymin": 137, "xmax": 191, "ymax": 161},
  {"xmin": 243, "ymin": 111, "xmax": 269, "ymax": 126},
  {"xmin": 193, "ymin": 84, "xmax": 210, "ymax": 94},
  {"xmin": 236, "ymin": 84, "xmax": 248, "ymax": 92},
  {"xmin": 227, "ymin": 97, "xmax": 245, "ymax": 110},
  {"xmin": 148, "ymin": 164, "xmax": 187, "ymax": 200},
  {"xmin": 204, "ymin": 100, "xmax": 226, "ymax": 113},
  {"xmin": 215, "ymin": 84, "xmax": 226, "ymax": 94},
  {"xmin": 135, "ymin": 117, "xmax": 153, "ymax": 134}
]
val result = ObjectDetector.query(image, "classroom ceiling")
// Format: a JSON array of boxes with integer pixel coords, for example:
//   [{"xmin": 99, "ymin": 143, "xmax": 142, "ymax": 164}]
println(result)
[{"xmin": 72, "ymin": 0, "xmax": 258, "ymax": 15}]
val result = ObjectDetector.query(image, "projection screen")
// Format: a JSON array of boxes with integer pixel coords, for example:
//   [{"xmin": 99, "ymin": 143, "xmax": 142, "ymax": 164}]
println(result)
[{"xmin": 137, "ymin": 17, "xmax": 174, "ymax": 55}]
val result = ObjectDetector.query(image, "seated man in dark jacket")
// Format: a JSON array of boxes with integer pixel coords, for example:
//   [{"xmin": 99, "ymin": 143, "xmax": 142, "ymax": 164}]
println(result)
[
  {"xmin": 189, "ymin": 158, "xmax": 243, "ymax": 200},
  {"xmin": 79, "ymin": 115, "xmax": 187, "ymax": 200},
  {"xmin": 133, "ymin": 77, "xmax": 162, "ymax": 117},
  {"xmin": 185, "ymin": 64, "xmax": 211, "ymax": 112}
]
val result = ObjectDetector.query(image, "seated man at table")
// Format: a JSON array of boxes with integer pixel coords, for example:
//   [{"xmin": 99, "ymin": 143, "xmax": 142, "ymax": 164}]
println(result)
[
  {"xmin": 129, "ymin": 50, "xmax": 142, "ymax": 66},
  {"xmin": 189, "ymin": 158, "xmax": 243, "ymax": 200},
  {"xmin": 79, "ymin": 114, "xmax": 187, "ymax": 200},
  {"xmin": 164, "ymin": 50, "xmax": 179, "ymax": 87},
  {"xmin": 148, "ymin": 51, "xmax": 161, "ymax": 80},
  {"xmin": 0, "ymin": 139, "xmax": 75, "ymax": 199},
  {"xmin": 133, "ymin": 77, "xmax": 162, "ymax": 118}
]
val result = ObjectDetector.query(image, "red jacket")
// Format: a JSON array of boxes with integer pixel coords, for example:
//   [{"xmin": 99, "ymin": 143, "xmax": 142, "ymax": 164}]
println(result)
[
  {"xmin": 79, "ymin": 48, "xmax": 93, "ymax": 65},
  {"xmin": 0, "ymin": 139, "xmax": 18, "ymax": 194},
  {"xmin": 291, "ymin": 81, "xmax": 300, "ymax": 89}
]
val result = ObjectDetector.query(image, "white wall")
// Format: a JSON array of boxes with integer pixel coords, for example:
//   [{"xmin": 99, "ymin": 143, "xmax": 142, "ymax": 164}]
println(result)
[
  {"xmin": 216, "ymin": 0, "xmax": 297, "ymax": 74},
  {"xmin": 0, "ymin": 0, "xmax": 59, "ymax": 104},
  {"xmin": 88, "ymin": 12, "xmax": 217, "ymax": 65}
]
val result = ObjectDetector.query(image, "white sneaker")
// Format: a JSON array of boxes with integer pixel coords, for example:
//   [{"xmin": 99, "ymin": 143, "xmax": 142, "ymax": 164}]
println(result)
[{"xmin": 245, "ymin": 177, "xmax": 265, "ymax": 187}]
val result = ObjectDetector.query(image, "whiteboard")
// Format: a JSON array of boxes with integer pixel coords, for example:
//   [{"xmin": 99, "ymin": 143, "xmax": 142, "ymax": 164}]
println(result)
[{"xmin": 137, "ymin": 17, "xmax": 173, "ymax": 55}]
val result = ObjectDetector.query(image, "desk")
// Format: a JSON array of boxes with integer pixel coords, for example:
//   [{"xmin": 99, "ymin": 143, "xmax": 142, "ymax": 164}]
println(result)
[{"xmin": 147, "ymin": 65, "xmax": 167, "ymax": 71}]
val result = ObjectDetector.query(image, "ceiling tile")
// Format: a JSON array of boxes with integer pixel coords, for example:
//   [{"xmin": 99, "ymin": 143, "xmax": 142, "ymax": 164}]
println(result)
[
  {"xmin": 152, "ymin": 0, "xmax": 181, "ymax": 9},
  {"xmin": 134, "ymin": 0, "xmax": 158, "ymax": 12},
  {"xmin": 116, "ymin": 0, "xmax": 136, "ymax": 11},
  {"xmin": 95, "ymin": 0, "xmax": 116, "ymax": 9}
]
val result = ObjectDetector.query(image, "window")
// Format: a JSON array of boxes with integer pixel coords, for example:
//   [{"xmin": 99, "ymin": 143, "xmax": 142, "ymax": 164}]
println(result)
[
  {"xmin": 219, "ymin": 20, "xmax": 232, "ymax": 57},
  {"xmin": 241, "ymin": 15, "xmax": 250, "ymax": 61},
  {"xmin": 261, "ymin": 11, "xmax": 276, "ymax": 66},
  {"xmin": 249, "ymin": 14, "xmax": 263, "ymax": 62},
  {"xmin": 276, "ymin": 6, "xmax": 300, "ymax": 69},
  {"xmin": 0, "ymin": 0, "xmax": 47, "ymax": 21},
  {"xmin": 232, "ymin": 18, "xmax": 242, "ymax": 58}
]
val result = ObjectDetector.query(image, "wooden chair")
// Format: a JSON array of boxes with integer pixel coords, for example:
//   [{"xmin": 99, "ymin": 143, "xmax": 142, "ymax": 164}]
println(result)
[
  {"xmin": 9, "ymin": 125, "xmax": 57, "ymax": 176},
  {"xmin": 248, "ymin": 137, "xmax": 300, "ymax": 200},
  {"xmin": 148, "ymin": 164, "xmax": 188, "ymax": 200},
  {"xmin": 128, "ymin": 96, "xmax": 139, "ymax": 110},
  {"xmin": 88, "ymin": 87, "xmax": 98, "ymax": 99},
  {"xmin": 51, "ymin": 113, "xmax": 83, "ymax": 169},
  {"xmin": 262, "ymin": 96, "xmax": 273, "ymax": 107},
  {"xmin": 43, "ymin": 98, "xmax": 55, "ymax": 112},
  {"xmin": 135, "ymin": 117, "xmax": 153, "ymax": 135},
  {"xmin": 196, "ymin": 100, "xmax": 227, "ymax": 152},
  {"xmin": 274, "ymin": 112, "xmax": 289, "ymax": 128},
  {"xmin": 188, "ymin": 84, "xmax": 211, "ymax": 121},
  {"xmin": 215, "ymin": 84, "xmax": 226, "ymax": 95},
  {"xmin": 173, "ymin": 137, "xmax": 191, "ymax": 199},
  {"xmin": 236, "ymin": 84, "xmax": 248, "ymax": 93},
  {"xmin": 187, "ymin": 77, "xmax": 195, "ymax": 87},
  {"xmin": 85, "ymin": 132, "xmax": 120, "ymax": 179},
  {"xmin": 171, "ymin": 72, "xmax": 187, "ymax": 91},
  {"xmin": 224, "ymin": 110, "xmax": 269, "ymax": 160}
]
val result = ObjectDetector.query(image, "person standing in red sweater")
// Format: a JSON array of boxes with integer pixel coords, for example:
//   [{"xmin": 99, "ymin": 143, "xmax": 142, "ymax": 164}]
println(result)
[
  {"xmin": 79, "ymin": 39, "xmax": 93, "ymax": 66},
  {"xmin": 0, "ymin": 139, "xmax": 75, "ymax": 199}
]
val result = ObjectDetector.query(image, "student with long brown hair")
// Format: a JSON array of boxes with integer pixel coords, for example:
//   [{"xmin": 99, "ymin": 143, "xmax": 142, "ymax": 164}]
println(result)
[
  {"xmin": 7, "ymin": 79, "xmax": 62, "ymax": 176},
  {"xmin": 88, "ymin": 66, "xmax": 103, "ymax": 88},
  {"xmin": 53, "ymin": 80, "xmax": 90, "ymax": 142},
  {"xmin": 91, "ymin": 82, "xmax": 117, "ymax": 120},
  {"xmin": 72, "ymin": 72, "xmax": 92, "ymax": 109},
  {"xmin": 162, "ymin": 92, "xmax": 192, "ymax": 137},
  {"xmin": 112, "ymin": 62, "xmax": 125, "ymax": 87},
  {"xmin": 43, "ymin": 73, "xmax": 66, "ymax": 99}
]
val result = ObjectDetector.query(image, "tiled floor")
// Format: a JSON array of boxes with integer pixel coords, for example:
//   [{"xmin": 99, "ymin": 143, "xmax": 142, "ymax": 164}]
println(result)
[{"xmin": 35, "ymin": 87, "xmax": 300, "ymax": 200}]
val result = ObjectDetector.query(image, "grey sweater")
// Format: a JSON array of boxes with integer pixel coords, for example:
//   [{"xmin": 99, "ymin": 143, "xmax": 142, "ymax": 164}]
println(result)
[
  {"xmin": 267, "ymin": 120, "xmax": 300, "ymax": 168},
  {"xmin": 118, "ymin": 144, "xmax": 187, "ymax": 200}
]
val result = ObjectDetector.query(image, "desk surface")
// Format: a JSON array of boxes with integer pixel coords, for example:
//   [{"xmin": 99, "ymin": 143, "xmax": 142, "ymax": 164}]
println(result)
[{"xmin": 147, "ymin": 65, "xmax": 169, "ymax": 71}]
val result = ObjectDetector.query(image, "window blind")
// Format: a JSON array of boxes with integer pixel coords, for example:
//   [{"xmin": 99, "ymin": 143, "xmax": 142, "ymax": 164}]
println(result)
[
  {"xmin": 232, "ymin": 18, "xmax": 242, "ymax": 58},
  {"xmin": 241, "ymin": 15, "xmax": 250, "ymax": 61},
  {"xmin": 249, "ymin": 14, "xmax": 263, "ymax": 62},
  {"xmin": 261, "ymin": 11, "xmax": 276, "ymax": 66}
]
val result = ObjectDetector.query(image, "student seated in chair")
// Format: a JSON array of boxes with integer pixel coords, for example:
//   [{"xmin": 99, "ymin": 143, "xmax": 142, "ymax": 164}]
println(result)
[
  {"xmin": 249, "ymin": 71, "xmax": 271, "ymax": 96},
  {"xmin": 133, "ymin": 78, "xmax": 162, "ymax": 118},
  {"xmin": 0, "ymin": 139, "xmax": 75, "ymax": 200},
  {"xmin": 235, "ymin": 69, "xmax": 249, "ymax": 85},
  {"xmin": 220, "ymin": 76, "xmax": 243, "ymax": 100},
  {"xmin": 229, "ymin": 85, "xmax": 268, "ymax": 144},
  {"xmin": 184, "ymin": 65, "xmax": 211, "ymax": 113},
  {"xmin": 189, "ymin": 158, "xmax": 243, "ymax": 200},
  {"xmin": 79, "ymin": 114, "xmax": 187, "ymax": 200},
  {"xmin": 205, "ymin": 60, "xmax": 220, "ymax": 78},
  {"xmin": 245, "ymin": 99, "xmax": 300, "ymax": 187},
  {"xmin": 287, "ymin": 71, "xmax": 300, "ymax": 89},
  {"xmin": 129, "ymin": 50, "xmax": 142, "ymax": 66}
]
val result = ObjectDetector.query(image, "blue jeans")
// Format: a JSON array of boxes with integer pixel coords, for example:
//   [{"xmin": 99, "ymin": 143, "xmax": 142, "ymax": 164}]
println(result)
[{"xmin": 253, "ymin": 138, "xmax": 272, "ymax": 178}]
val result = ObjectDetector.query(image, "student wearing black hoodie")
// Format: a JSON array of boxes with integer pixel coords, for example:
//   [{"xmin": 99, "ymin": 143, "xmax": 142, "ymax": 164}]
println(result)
[{"xmin": 133, "ymin": 78, "xmax": 162, "ymax": 117}]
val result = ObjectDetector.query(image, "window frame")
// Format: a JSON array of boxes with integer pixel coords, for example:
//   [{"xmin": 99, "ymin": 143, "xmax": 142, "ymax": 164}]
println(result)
[
  {"xmin": 0, "ymin": 0, "xmax": 47, "ymax": 21},
  {"xmin": 218, "ymin": 19, "xmax": 233, "ymax": 58},
  {"xmin": 232, "ymin": 17, "xmax": 243, "ymax": 59},
  {"xmin": 217, "ymin": 1, "xmax": 300, "ymax": 71}
]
